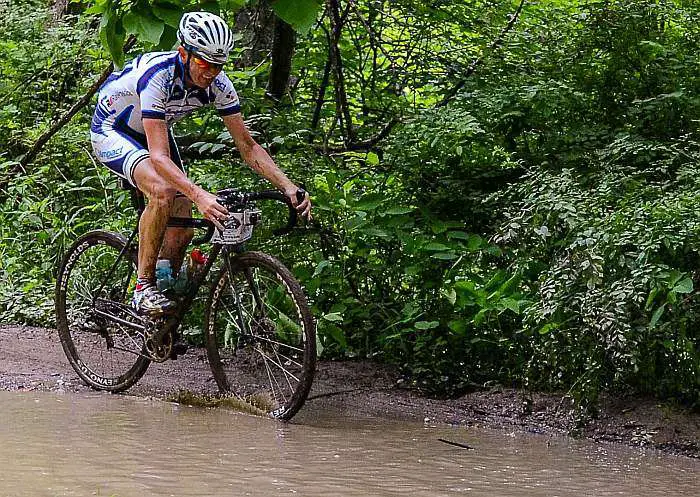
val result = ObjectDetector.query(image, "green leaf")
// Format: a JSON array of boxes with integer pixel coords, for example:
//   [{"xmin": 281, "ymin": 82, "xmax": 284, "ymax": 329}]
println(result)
[
  {"xmin": 100, "ymin": 12, "xmax": 126, "ymax": 68},
  {"xmin": 645, "ymin": 287, "xmax": 659, "ymax": 311},
  {"xmin": 538, "ymin": 323, "xmax": 558, "ymax": 335},
  {"xmin": 321, "ymin": 323, "xmax": 347, "ymax": 349},
  {"xmin": 384, "ymin": 206, "xmax": 414, "ymax": 215},
  {"xmin": 649, "ymin": 305, "xmax": 665, "ymax": 328},
  {"xmin": 360, "ymin": 227, "xmax": 391, "ymax": 238},
  {"xmin": 484, "ymin": 270, "xmax": 507, "ymax": 291},
  {"xmin": 423, "ymin": 242, "xmax": 450, "ymax": 251},
  {"xmin": 220, "ymin": 0, "xmax": 248, "ymax": 11},
  {"xmin": 366, "ymin": 152, "xmax": 379, "ymax": 165},
  {"xmin": 330, "ymin": 303, "xmax": 347, "ymax": 314},
  {"xmin": 355, "ymin": 193, "xmax": 385, "ymax": 211},
  {"xmin": 323, "ymin": 312, "xmax": 344, "ymax": 322},
  {"xmin": 272, "ymin": 0, "xmax": 323, "ymax": 34},
  {"xmin": 404, "ymin": 265, "xmax": 420, "ymax": 275},
  {"xmin": 473, "ymin": 309, "xmax": 488, "ymax": 326},
  {"xmin": 431, "ymin": 252, "xmax": 458, "ymax": 260},
  {"xmin": 448, "ymin": 320, "xmax": 467, "ymax": 335},
  {"xmin": 123, "ymin": 10, "xmax": 165, "ymax": 45},
  {"xmin": 415, "ymin": 320, "xmax": 439, "ymax": 330},
  {"xmin": 672, "ymin": 277, "xmax": 693, "ymax": 294},
  {"xmin": 447, "ymin": 231, "xmax": 469, "ymax": 240},
  {"xmin": 151, "ymin": 4, "xmax": 182, "ymax": 28},
  {"xmin": 467, "ymin": 235, "xmax": 485, "ymax": 251},
  {"xmin": 430, "ymin": 220, "xmax": 447, "ymax": 234},
  {"xmin": 312, "ymin": 259, "xmax": 330, "ymax": 277},
  {"xmin": 275, "ymin": 310, "xmax": 302, "ymax": 336},
  {"xmin": 85, "ymin": 2, "xmax": 107, "ymax": 15},
  {"xmin": 443, "ymin": 287, "xmax": 457, "ymax": 305},
  {"xmin": 500, "ymin": 298, "xmax": 520, "ymax": 314},
  {"xmin": 497, "ymin": 273, "xmax": 521, "ymax": 295},
  {"xmin": 315, "ymin": 333, "xmax": 324, "ymax": 358}
]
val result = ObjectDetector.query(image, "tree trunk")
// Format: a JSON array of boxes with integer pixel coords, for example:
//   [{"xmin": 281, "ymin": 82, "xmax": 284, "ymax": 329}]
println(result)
[
  {"xmin": 235, "ymin": 2, "xmax": 275, "ymax": 67},
  {"xmin": 266, "ymin": 16, "xmax": 296, "ymax": 102},
  {"xmin": 328, "ymin": 0, "xmax": 355, "ymax": 144},
  {"xmin": 51, "ymin": 0, "xmax": 69, "ymax": 21}
]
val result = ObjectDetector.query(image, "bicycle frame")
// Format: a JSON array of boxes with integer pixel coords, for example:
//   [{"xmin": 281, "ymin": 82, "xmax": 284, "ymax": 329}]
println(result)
[{"xmin": 91, "ymin": 183, "xmax": 285, "ymax": 348}]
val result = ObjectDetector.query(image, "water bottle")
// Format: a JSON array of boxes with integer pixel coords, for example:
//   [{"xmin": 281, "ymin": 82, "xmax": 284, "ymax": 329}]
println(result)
[
  {"xmin": 155, "ymin": 259, "xmax": 174, "ymax": 292},
  {"xmin": 174, "ymin": 249, "xmax": 207, "ymax": 295}
]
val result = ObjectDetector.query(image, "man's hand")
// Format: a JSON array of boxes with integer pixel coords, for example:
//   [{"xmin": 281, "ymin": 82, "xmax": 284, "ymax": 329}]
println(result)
[
  {"xmin": 193, "ymin": 189, "xmax": 229, "ymax": 231},
  {"xmin": 285, "ymin": 186, "xmax": 312, "ymax": 221}
]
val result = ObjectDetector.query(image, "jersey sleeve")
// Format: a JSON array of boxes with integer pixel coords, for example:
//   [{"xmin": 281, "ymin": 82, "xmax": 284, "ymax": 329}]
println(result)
[
  {"xmin": 212, "ymin": 72, "xmax": 241, "ymax": 116},
  {"xmin": 137, "ymin": 65, "xmax": 171, "ymax": 120}
]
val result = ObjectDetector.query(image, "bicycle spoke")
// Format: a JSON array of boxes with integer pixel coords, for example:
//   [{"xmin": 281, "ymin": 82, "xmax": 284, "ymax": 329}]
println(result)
[
  {"xmin": 257, "ymin": 345, "xmax": 289, "ymax": 405},
  {"xmin": 252, "ymin": 343, "xmax": 301, "ymax": 383},
  {"xmin": 247, "ymin": 333, "xmax": 305, "ymax": 360}
]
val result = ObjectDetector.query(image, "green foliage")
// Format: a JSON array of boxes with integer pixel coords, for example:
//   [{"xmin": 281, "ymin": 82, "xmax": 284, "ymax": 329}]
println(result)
[
  {"xmin": 271, "ymin": 0, "xmax": 322, "ymax": 34},
  {"xmin": 0, "ymin": 0, "xmax": 698, "ymax": 410},
  {"xmin": 86, "ymin": 0, "xmax": 323, "ymax": 67}
]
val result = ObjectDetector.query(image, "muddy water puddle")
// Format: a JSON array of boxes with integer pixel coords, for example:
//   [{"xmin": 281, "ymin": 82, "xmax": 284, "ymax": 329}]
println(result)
[{"xmin": 0, "ymin": 391, "xmax": 697, "ymax": 496}]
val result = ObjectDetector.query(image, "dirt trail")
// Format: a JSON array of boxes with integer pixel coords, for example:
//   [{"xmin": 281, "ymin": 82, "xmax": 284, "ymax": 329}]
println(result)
[{"xmin": 1, "ymin": 324, "xmax": 697, "ymax": 458}]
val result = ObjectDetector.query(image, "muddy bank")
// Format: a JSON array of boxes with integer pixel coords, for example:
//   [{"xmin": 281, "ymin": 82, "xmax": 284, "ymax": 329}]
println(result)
[{"xmin": 1, "ymin": 324, "xmax": 697, "ymax": 458}]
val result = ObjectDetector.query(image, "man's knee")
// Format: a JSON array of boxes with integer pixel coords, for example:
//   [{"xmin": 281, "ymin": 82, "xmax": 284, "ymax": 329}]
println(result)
[
  {"xmin": 133, "ymin": 159, "xmax": 177, "ymax": 208},
  {"xmin": 148, "ymin": 181, "xmax": 177, "ymax": 208}
]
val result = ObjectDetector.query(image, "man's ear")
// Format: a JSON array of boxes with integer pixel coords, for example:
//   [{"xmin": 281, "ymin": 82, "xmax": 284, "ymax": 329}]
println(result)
[{"xmin": 177, "ymin": 46, "xmax": 187, "ymax": 62}]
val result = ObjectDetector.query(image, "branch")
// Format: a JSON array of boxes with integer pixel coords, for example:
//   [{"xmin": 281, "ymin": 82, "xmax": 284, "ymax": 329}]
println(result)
[
  {"xmin": 313, "ymin": 117, "xmax": 399, "ymax": 153},
  {"xmin": 20, "ymin": 36, "xmax": 137, "ymax": 167},
  {"xmin": 437, "ymin": 0, "xmax": 526, "ymax": 108},
  {"xmin": 328, "ymin": 0, "xmax": 356, "ymax": 144},
  {"xmin": 309, "ymin": 21, "xmax": 334, "ymax": 140}
]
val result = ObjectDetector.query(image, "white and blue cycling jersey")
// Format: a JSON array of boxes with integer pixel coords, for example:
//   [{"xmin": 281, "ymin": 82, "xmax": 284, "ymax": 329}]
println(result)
[{"xmin": 90, "ymin": 51, "xmax": 241, "ymax": 186}]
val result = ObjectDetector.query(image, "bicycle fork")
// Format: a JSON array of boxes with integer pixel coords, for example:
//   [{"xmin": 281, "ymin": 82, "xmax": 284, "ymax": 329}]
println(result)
[{"xmin": 223, "ymin": 249, "xmax": 267, "ymax": 351}]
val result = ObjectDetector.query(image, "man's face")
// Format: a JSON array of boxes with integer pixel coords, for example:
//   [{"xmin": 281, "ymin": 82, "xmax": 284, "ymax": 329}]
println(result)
[{"xmin": 178, "ymin": 47, "xmax": 223, "ymax": 88}]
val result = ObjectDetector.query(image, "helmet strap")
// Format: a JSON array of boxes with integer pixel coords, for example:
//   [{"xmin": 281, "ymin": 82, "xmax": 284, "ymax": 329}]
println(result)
[{"xmin": 184, "ymin": 51, "xmax": 194, "ymax": 88}]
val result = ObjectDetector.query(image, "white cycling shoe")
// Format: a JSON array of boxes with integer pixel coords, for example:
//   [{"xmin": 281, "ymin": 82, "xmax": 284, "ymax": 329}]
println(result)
[{"xmin": 131, "ymin": 284, "xmax": 176, "ymax": 316}]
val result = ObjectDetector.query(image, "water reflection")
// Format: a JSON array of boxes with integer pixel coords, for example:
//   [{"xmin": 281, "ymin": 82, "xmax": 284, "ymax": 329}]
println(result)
[{"xmin": 0, "ymin": 391, "xmax": 697, "ymax": 496}]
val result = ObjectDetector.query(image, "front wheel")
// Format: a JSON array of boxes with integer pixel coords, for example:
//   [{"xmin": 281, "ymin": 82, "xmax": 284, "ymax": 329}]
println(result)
[
  {"xmin": 204, "ymin": 251, "xmax": 316, "ymax": 420},
  {"xmin": 55, "ymin": 230, "xmax": 150, "ymax": 391}
]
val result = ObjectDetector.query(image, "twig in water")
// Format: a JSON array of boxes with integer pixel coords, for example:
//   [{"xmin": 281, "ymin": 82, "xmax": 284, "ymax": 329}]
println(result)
[{"xmin": 438, "ymin": 438, "xmax": 475, "ymax": 450}]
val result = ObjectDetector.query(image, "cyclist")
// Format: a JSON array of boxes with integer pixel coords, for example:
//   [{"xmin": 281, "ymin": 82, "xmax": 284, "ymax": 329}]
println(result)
[{"xmin": 90, "ymin": 11, "xmax": 311, "ymax": 316}]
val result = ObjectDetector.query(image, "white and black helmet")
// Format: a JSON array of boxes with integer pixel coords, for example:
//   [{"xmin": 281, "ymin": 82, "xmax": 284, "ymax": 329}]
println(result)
[{"xmin": 178, "ymin": 12, "xmax": 234, "ymax": 64}]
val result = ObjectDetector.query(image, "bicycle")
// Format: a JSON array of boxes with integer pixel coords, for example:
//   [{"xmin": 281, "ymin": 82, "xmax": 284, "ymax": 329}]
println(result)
[{"xmin": 54, "ymin": 181, "xmax": 316, "ymax": 421}]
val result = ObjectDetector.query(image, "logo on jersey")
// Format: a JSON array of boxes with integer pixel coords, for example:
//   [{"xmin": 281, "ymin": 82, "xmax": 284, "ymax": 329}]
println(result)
[
  {"xmin": 104, "ymin": 90, "xmax": 133, "ymax": 107},
  {"xmin": 214, "ymin": 78, "xmax": 227, "ymax": 92}
]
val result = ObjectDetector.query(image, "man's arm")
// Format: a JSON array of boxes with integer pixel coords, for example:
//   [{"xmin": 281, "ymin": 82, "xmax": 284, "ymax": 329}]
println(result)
[
  {"xmin": 222, "ymin": 113, "xmax": 311, "ymax": 219},
  {"xmin": 143, "ymin": 118, "xmax": 228, "ymax": 227}
]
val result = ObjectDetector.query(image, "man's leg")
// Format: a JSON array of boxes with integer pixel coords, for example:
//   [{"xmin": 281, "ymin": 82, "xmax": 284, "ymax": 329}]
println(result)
[
  {"xmin": 160, "ymin": 196, "xmax": 194, "ymax": 273},
  {"xmin": 132, "ymin": 158, "xmax": 177, "ymax": 281},
  {"xmin": 127, "ymin": 158, "xmax": 180, "ymax": 315}
]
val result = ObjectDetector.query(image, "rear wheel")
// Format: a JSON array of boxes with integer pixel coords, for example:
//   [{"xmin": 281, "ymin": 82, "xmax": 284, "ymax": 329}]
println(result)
[
  {"xmin": 55, "ymin": 230, "xmax": 149, "ymax": 391},
  {"xmin": 205, "ymin": 251, "xmax": 316, "ymax": 420}
]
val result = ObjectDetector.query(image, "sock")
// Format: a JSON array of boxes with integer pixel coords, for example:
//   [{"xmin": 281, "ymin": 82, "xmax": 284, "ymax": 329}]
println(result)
[{"xmin": 135, "ymin": 277, "xmax": 154, "ymax": 292}]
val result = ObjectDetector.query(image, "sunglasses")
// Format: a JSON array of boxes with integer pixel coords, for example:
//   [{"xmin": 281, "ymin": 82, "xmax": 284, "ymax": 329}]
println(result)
[{"xmin": 191, "ymin": 55, "xmax": 224, "ymax": 72}]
